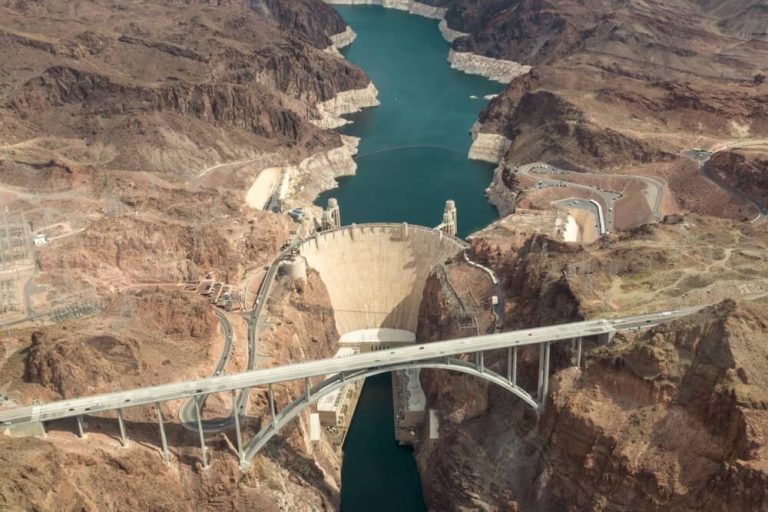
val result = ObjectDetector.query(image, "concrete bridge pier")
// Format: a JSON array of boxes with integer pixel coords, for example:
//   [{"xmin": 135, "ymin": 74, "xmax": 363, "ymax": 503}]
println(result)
[
  {"xmin": 232, "ymin": 390, "xmax": 246, "ymax": 468},
  {"xmin": 194, "ymin": 399, "xmax": 209, "ymax": 469},
  {"xmin": 117, "ymin": 408, "xmax": 129, "ymax": 447},
  {"xmin": 76, "ymin": 415, "xmax": 86, "ymax": 439},
  {"xmin": 0, "ymin": 297, "xmax": 699, "ymax": 467},
  {"xmin": 536, "ymin": 342, "xmax": 552, "ymax": 404},
  {"xmin": 156, "ymin": 404, "xmax": 170, "ymax": 464},
  {"xmin": 507, "ymin": 346, "xmax": 517, "ymax": 385},
  {"xmin": 268, "ymin": 384, "xmax": 277, "ymax": 428},
  {"xmin": 574, "ymin": 337, "xmax": 583, "ymax": 367}
]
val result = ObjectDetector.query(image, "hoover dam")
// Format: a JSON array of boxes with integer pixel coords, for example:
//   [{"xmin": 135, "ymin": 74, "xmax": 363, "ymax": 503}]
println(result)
[
  {"xmin": 299, "ymin": 223, "xmax": 466, "ymax": 335},
  {"xmin": 2, "ymin": 1, "xmax": 767, "ymax": 511},
  {"xmin": 308, "ymin": 9, "xmax": 509, "ymax": 503}
]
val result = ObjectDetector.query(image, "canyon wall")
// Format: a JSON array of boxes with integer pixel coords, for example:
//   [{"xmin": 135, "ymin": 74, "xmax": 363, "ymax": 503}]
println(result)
[
  {"xmin": 448, "ymin": 49, "xmax": 531, "ymax": 84},
  {"xmin": 1, "ymin": 270, "xmax": 345, "ymax": 510},
  {"xmin": 313, "ymin": 82, "xmax": 380, "ymax": 129},
  {"xmin": 707, "ymin": 146, "xmax": 768, "ymax": 206},
  {"xmin": 414, "ymin": 215, "xmax": 768, "ymax": 511},
  {"xmin": 288, "ymin": 134, "xmax": 361, "ymax": 205},
  {"xmin": 325, "ymin": 0, "xmax": 446, "ymax": 20},
  {"xmin": 329, "ymin": 26, "xmax": 357, "ymax": 50},
  {"xmin": 0, "ymin": 0, "xmax": 374, "ymax": 177},
  {"xmin": 438, "ymin": 0, "xmax": 768, "ymax": 229},
  {"xmin": 468, "ymin": 121, "xmax": 511, "ymax": 164},
  {"xmin": 323, "ymin": 0, "xmax": 531, "ymax": 83},
  {"xmin": 533, "ymin": 300, "xmax": 768, "ymax": 511},
  {"xmin": 0, "ymin": 0, "xmax": 372, "ymax": 509}
]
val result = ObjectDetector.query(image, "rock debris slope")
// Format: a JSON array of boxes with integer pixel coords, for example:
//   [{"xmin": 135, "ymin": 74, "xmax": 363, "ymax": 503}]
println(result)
[{"xmin": 414, "ymin": 214, "xmax": 768, "ymax": 511}]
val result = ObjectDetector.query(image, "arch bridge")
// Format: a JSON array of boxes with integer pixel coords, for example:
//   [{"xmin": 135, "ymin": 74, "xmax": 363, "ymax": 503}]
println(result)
[{"xmin": 0, "ymin": 307, "xmax": 702, "ymax": 468}]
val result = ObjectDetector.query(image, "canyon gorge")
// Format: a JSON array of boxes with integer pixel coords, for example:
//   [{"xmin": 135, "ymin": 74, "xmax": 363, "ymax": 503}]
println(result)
[{"xmin": 1, "ymin": 0, "xmax": 767, "ymax": 511}]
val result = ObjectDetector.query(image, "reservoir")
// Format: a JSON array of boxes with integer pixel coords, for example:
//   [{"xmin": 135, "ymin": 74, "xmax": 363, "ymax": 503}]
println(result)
[
  {"xmin": 319, "ymin": 6, "xmax": 503, "ymax": 511},
  {"xmin": 317, "ymin": 6, "xmax": 501, "ymax": 238}
]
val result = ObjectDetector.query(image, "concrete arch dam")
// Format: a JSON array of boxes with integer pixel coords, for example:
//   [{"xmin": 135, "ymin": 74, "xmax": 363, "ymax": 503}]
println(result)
[{"xmin": 298, "ymin": 224, "xmax": 466, "ymax": 336}]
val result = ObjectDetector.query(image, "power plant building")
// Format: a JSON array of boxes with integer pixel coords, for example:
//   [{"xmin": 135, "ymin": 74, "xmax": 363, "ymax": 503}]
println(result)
[{"xmin": 317, "ymin": 347, "xmax": 361, "ymax": 428}]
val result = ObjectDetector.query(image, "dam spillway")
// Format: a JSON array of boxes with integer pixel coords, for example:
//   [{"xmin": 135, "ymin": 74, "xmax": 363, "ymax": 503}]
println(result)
[{"xmin": 299, "ymin": 224, "xmax": 466, "ymax": 335}]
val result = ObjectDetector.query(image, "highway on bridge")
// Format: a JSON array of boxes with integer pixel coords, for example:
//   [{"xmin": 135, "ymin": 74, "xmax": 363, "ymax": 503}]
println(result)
[{"xmin": 0, "ymin": 305, "xmax": 704, "ymax": 427}]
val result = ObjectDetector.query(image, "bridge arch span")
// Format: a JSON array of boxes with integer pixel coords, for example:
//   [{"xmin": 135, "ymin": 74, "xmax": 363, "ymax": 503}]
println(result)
[{"xmin": 241, "ymin": 358, "xmax": 538, "ymax": 465}]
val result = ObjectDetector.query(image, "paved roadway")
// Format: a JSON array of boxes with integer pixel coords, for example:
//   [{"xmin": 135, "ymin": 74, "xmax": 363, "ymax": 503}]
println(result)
[
  {"xmin": 687, "ymin": 147, "xmax": 768, "ymax": 225},
  {"xmin": 0, "ymin": 305, "xmax": 704, "ymax": 427},
  {"xmin": 517, "ymin": 163, "xmax": 620, "ymax": 232},
  {"xmin": 517, "ymin": 162, "xmax": 667, "ymax": 232},
  {"xmin": 178, "ymin": 309, "xmax": 234, "ymax": 430},
  {"xmin": 177, "ymin": 239, "xmax": 297, "ymax": 432}
]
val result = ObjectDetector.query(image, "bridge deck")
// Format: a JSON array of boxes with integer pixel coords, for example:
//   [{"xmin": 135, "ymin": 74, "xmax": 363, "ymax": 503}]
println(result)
[{"xmin": 0, "ymin": 306, "xmax": 702, "ymax": 427}]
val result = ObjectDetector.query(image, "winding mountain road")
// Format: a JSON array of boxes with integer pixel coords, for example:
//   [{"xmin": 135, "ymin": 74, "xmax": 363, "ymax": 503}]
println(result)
[
  {"xmin": 516, "ymin": 162, "xmax": 667, "ymax": 233},
  {"xmin": 178, "ymin": 309, "xmax": 234, "ymax": 431},
  {"xmin": 687, "ymin": 142, "xmax": 768, "ymax": 225},
  {"xmin": 178, "ymin": 240, "xmax": 299, "ymax": 432}
]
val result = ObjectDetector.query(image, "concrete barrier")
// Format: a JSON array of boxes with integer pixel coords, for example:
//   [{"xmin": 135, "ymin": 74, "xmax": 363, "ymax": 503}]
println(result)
[{"xmin": 299, "ymin": 224, "xmax": 465, "ymax": 334}]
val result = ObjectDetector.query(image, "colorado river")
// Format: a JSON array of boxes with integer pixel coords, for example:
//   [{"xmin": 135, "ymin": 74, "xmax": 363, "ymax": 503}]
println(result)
[{"xmin": 320, "ymin": 6, "xmax": 504, "ymax": 511}]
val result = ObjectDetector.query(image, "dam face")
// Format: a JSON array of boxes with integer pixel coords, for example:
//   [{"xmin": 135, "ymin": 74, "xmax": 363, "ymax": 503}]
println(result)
[{"xmin": 299, "ymin": 224, "xmax": 465, "ymax": 335}]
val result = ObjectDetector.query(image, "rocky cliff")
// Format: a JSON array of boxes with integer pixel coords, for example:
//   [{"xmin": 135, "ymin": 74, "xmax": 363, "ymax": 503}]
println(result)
[
  {"xmin": 476, "ymin": 69, "xmax": 767, "ymax": 170},
  {"xmin": 24, "ymin": 289, "xmax": 218, "ymax": 400},
  {"xmin": 1, "ymin": 269, "xmax": 344, "ymax": 510},
  {"xmin": 532, "ymin": 299, "xmax": 768, "ymax": 511},
  {"xmin": 0, "ymin": 0, "xmax": 375, "ymax": 176},
  {"xmin": 0, "ymin": 0, "xmax": 367, "ymax": 509},
  {"xmin": 259, "ymin": 0, "xmax": 350, "ymax": 49},
  {"xmin": 707, "ymin": 146, "xmax": 768, "ymax": 206},
  {"xmin": 414, "ymin": 214, "xmax": 768, "ymax": 511},
  {"xmin": 446, "ymin": 0, "xmax": 768, "ymax": 226}
]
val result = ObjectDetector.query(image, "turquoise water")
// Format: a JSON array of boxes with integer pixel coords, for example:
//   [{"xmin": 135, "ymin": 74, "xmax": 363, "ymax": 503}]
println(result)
[
  {"xmin": 317, "ymin": 6, "xmax": 502, "ymax": 239},
  {"xmin": 324, "ymin": 6, "xmax": 503, "ymax": 511},
  {"xmin": 340, "ymin": 373, "xmax": 426, "ymax": 511}
]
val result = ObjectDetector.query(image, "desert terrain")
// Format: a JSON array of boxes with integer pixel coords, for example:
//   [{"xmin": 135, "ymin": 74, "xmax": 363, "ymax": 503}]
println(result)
[
  {"xmin": 0, "ymin": 0, "xmax": 372, "ymax": 509},
  {"xmin": 0, "ymin": 0, "xmax": 767, "ymax": 511},
  {"xmin": 439, "ymin": 0, "xmax": 768, "ymax": 230}
]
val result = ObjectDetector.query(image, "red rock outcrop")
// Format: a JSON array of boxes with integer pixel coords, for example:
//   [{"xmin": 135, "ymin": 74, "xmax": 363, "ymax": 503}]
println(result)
[
  {"xmin": 24, "ymin": 289, "xmax": 218, "ymax": 399},
  {"xmin": 535, "ymin": 300, "xmax": 768, "ymax": 511},
  {"xmin": 0, "ymin": 0, "xmax": 370, "ymax": 175},
  {"xmin": 0, "ymin": 0, "xmax": 360, "ymax": 509},
  {"xmin": 37, "ymin": 210, "xmax": 291, "ymax": 288},
  {"xmin": 441, "ymin": 0, "xmax": 768, "ymax": 224},
  {"xmin": 1, "ymin": 270, "xmax": 343, "ymax": 510},
  {"xmin": 707, "ymin": 147, "xmax": 768, "ymax": 206},
  {"xmin": 414, "ymin": 216, "xmax": 768, "ymax": 511}
]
